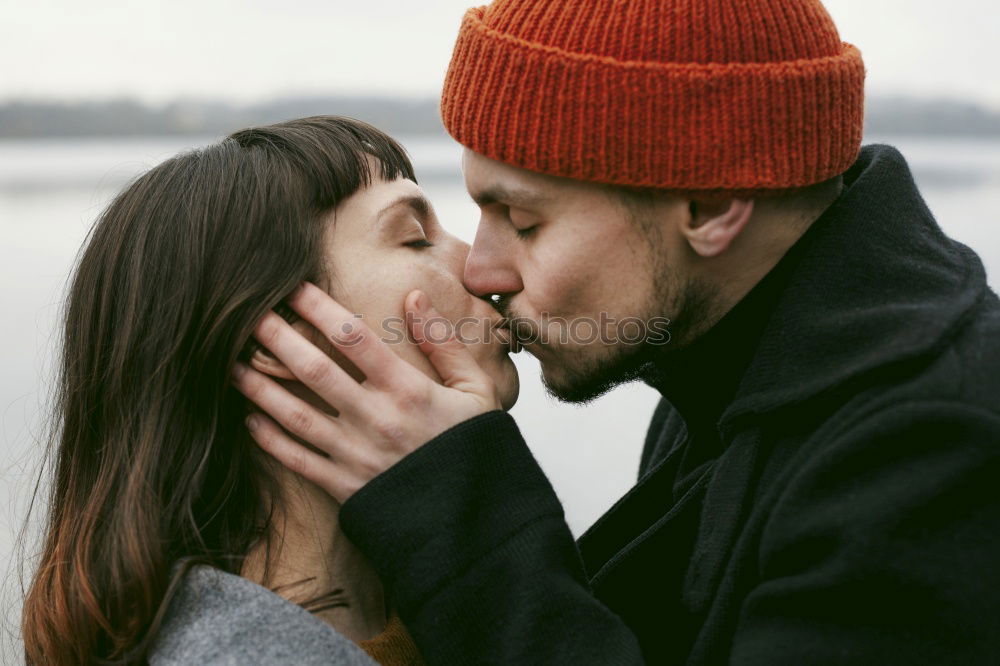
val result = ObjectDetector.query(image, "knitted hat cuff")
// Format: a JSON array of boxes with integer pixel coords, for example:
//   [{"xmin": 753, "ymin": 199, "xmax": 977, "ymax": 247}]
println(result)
[{"xmin": 441, "ymin": 6, "xmax": 866, "ymax": 191}]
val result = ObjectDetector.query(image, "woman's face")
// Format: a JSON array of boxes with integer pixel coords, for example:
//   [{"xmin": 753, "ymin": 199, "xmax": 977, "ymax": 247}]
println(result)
[{"xmin": 319, "ymin": 174, "xmax": 519, "ymax": 410}]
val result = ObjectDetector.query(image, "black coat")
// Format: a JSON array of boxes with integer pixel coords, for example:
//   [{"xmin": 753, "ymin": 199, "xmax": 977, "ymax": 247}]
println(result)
[{"xmin": 341, "ymin": 145, "xmax": 1000, "ymax": 665}]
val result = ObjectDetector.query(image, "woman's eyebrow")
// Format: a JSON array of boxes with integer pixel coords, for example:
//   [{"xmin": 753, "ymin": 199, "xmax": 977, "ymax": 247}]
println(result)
[{"xmin": 374, "ymin": 194, "xmax": 431, "ymax": 223}]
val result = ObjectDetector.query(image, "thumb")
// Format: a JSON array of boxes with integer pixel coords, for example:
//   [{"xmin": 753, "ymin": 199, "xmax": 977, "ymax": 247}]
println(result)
[{"xmin": 406, "ymin": 290, "xmax": 495, "ymax": 397}]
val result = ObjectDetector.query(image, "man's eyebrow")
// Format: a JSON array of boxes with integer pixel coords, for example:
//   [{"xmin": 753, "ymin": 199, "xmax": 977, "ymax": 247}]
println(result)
[
  {"xmin": 374, "ymin": 194, "xmax": 431, "ymax": 222},
  {"xmin": 469, "ymin": 185, "xmax": 549, "ymax": 209}
]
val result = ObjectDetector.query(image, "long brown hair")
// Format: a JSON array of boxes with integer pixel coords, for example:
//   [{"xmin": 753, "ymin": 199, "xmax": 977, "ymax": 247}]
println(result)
[{"xmin": 20, "ymin": 116, "xmax": 415, "ymax": 664}]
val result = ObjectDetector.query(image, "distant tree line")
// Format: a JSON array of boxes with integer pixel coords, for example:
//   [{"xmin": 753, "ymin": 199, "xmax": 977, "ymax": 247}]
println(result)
[
  {"xmin": 1, "ymin": 95, "xmax": 999, "ymax": 138},
  {"xmin": 865, "ymin": 96, "xmax": 1000, "ymax": 136},
  {"xmin": 0, "ymin": 97, "xmax": 445, "ymax": 138}
]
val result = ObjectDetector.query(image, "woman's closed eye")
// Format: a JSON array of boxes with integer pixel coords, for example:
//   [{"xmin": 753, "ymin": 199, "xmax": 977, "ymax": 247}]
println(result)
[{"xmin": 388, "ymin": 214, "xmax": 434, "ymax": 249}]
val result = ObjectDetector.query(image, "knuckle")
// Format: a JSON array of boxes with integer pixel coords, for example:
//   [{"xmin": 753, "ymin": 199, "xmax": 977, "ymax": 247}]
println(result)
[
  {"xmin": 371, "ymin": 416, "xmax": 406, "ymax": 443},
  {"xmin": 288, "ymin": 449, "xmax": 308, "ymax": 476},
  {"xmin": 394, "ymin": 380, "xmax": 427, "ymax": 411},
  {"xmin": 286, "ymin": 406, "xmax": 314, "ymax": 437},
  {"xmin": 299, "ymin": 356, "xmax": 332, "ymax": 385}
]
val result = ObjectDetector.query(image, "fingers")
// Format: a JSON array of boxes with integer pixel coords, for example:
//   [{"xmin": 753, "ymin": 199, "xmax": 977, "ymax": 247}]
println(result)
[
  {"xmin": 406, "ymin": 290, "xmax": 495, "ymax": 396},
  {"xmin": 232, "ymin": 362, "xmax": 343, "ymax": 449},
  {"xmin": 253, "ymin": 310, "xmax": 367, "ymax": 408},
  {"xmin": 244, "ymin": 412, "xmax": 348, "ymax": 501},
  {"xmin": 286, "ymin": 282, "xmax": 409, "ymax": 388}
]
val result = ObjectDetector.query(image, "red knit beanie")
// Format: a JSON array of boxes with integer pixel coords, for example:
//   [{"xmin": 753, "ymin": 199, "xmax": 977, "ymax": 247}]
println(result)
[{"xmin": 441, "ymin": 0, "xmax": 866, "ymax": 193}]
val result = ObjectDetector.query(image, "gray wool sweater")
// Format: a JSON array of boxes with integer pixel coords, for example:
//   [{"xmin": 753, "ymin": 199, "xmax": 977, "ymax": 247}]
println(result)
[{"xmin": 149, "ymin": 564, "xmax": 377, "ymax": 665}]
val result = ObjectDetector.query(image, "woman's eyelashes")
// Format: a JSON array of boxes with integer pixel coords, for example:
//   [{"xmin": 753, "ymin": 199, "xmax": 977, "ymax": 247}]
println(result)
[
  {"xmin": 405, "ymin": 221, "xmax": 433, "ymax": 248},
  {"xmin": 392, "ymin": 214, "xmax": 433, "ymax": 249}
]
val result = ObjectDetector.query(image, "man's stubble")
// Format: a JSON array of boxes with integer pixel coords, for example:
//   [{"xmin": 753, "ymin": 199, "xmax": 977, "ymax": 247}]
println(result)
[{"xmin": 501, "ymin": 221, "xmax": 722, "ymax": 404}]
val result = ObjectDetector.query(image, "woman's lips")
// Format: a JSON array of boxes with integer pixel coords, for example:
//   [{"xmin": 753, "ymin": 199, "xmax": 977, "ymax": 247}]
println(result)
[{"xmin": 495, "ymin": 324, "xmax": 523, "ymax": 353}]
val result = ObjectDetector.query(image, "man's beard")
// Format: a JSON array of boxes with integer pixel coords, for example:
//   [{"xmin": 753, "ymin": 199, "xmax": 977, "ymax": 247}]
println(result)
[
  {"xmin": 496, "ymin": 269, "xmax": 721, "ymax": 405},
  {"xmin": 539, "ymin": 332, "xmax": 662, "ymax": 404}
]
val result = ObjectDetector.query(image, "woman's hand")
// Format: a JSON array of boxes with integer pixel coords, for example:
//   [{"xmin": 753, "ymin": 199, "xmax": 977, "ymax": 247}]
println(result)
[{"xmin": 231, "ymin": 282, "xmax": 502, "ymax": 503}]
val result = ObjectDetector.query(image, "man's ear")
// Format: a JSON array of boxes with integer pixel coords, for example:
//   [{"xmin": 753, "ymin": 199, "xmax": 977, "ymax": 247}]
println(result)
[{"xmin": 681, "ymin": 198, "xmax": 755, "ymax": 258}]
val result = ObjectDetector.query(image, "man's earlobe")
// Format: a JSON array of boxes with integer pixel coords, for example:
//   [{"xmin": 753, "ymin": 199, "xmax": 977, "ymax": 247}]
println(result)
[{"xmin": 683, "ymin": 198, "xmax": 755, "ymax": 258}]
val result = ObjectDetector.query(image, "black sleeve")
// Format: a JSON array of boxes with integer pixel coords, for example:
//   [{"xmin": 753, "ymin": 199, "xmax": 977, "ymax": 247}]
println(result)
[
  {"xmin": 339, "ymin": 410, "xmax": 645, "ymax": 665},
  {"xmin": 731, "ymin": 401, "xmax": 1000, "ymax": 665}
]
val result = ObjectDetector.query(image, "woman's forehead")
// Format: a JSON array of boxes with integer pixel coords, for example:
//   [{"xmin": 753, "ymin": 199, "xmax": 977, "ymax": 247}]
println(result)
[{"xmin": 339, "ymin": 176, "xmax": 422, "ymax": 218}]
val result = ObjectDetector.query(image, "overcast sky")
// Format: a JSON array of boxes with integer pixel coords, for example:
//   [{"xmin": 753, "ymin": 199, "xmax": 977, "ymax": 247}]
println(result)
[{"xmin": 2, "ymin": 0, "xmax": 998, "ymax": 108}]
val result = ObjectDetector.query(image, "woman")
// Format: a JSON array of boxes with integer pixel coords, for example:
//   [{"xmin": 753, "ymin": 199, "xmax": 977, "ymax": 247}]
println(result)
[{"xmin": 20, "ymin": 116, "xmax": 518, "ymax": 664}]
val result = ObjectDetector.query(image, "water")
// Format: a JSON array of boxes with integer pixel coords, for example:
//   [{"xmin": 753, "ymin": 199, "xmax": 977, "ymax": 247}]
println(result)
[{"xmin": 2, "ymin": 134, "xmax": 999, "ymax": 648}]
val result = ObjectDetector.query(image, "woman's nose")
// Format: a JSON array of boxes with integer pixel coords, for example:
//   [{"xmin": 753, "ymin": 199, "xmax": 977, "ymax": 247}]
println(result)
[
  {"xmin": 447, "ymin": 235, "xmax": 472, "ymax": 275},
  {"xmin": 438, "ymin": 233, "xmax": 478, "ymax": 291}
]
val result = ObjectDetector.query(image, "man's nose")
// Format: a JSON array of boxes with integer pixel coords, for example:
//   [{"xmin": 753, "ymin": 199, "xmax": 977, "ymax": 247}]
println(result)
[{"xmin": 463, "ymin": 224, "xmax": 523, "ymax": 299}]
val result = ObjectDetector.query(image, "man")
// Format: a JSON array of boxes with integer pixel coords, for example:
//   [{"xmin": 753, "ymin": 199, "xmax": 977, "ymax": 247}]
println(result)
[{"xmin": 233, "ymin": 0, "xmax": 1000, "ymax": 662}]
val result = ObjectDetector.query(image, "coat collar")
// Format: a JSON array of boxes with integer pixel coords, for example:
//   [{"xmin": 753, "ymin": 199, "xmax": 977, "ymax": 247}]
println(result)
[{"xmin": 721, "ymin": 144, "xmax": 989, "ymax": 426}]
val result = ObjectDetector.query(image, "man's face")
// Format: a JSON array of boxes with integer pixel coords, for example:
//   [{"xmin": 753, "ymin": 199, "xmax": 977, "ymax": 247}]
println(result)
[{"xmin": 462, "ymin": 149, "xmax": 693, "ymax": 403}]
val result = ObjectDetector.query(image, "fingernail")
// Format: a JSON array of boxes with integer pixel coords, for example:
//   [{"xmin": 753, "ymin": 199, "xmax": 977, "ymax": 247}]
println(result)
[
  {"xmin": 414, "ymin": 290, "xmax": 429, "ymax": 312},
  {"xmin": 246, "ymin": 414, "xmax": 259, "ymax": 431},
  {"xmin": 232, "ymin": 362, "xmax": 247, "ymax": 380}
]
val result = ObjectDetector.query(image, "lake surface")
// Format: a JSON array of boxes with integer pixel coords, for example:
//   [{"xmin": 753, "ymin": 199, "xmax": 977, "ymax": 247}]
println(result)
[{"xmin": 2, "ymin": 134, "xmax": 999, "ymax": 642}]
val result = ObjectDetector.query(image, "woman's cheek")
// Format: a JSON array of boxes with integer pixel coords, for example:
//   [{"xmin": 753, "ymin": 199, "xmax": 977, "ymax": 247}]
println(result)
[
  {"xmin": 422, "ymin": 264, "xmax": 472, "ymax": 321},
  {"xmin": 349, "ymin": 259, "xmax": 467, "ymax": 380}
]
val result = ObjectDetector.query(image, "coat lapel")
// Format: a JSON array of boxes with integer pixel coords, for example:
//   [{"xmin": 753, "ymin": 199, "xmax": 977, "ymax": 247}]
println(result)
[
  {"xmin": 682, "ymin": 428, "xmax": 762, "ymax": 615},
  {"xmin": 578, "ymin": 422, "xmax": 713, "ymax": 663}
]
